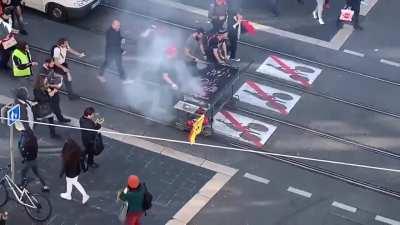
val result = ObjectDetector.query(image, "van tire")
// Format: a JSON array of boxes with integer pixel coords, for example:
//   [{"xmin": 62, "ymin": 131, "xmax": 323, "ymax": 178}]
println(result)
[{"xmin": 47, "ymin": 3, "xmax": 67, "ymax": 21}]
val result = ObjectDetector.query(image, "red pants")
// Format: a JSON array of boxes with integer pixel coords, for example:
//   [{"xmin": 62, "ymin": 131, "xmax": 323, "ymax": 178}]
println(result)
[{"xmin": 125, "ymin": 212, "xmax": 144, "ymax": 225}]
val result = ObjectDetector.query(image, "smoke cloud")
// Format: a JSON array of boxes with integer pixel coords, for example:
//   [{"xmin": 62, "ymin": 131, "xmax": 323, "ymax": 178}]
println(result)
[{"xmin": 119, "ymin": 25, "xmax": 204, "ymax": 123}]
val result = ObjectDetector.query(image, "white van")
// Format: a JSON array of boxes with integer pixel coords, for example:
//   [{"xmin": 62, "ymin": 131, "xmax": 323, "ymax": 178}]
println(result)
[{"xmin": 23, "ymin": 0, "xmax": 100, "ymax": 21}]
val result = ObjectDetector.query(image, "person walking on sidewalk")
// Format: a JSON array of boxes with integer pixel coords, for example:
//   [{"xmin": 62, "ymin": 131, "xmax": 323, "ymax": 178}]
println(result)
[
  {"xmin": 18, "ymin": 128, "xmax": 49, "ymax": 192},
  {"xmin": 118, "ymin": 175, "xmax": 145, "ymax": 225},
  {"xmin": 98, "ymin": 20, "xmax": 132, "ymax": 84},
  {"xmin": 52, "ymin": 38, "xmax": 85, "ymax": 100},
  {"xmin": 312, "ymin": 0, "xmax": 326, "ymax": 25},
  {"xmin": 79, "ymin": 107, "xmax": 101, "ymax": 169},
  {"xmin": 59, "ymin": 138, "xmax": 89, "ymax": 204},
  {"xmin": 338, "ymin": 0, "xmax": 363, "ymax": 30}
]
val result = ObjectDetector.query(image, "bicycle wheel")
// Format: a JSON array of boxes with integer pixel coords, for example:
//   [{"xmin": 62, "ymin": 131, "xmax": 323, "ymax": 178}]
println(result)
[
  {"xmin": 24, "ymin": 194, "xmax": 52, "ymax": 222},
  {"xmin": 0, "ymin": 182, "xmax": 9, "ymax": 207}
]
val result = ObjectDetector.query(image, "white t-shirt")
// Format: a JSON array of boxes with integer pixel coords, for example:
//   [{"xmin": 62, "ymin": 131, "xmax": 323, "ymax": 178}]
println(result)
[{"xmin": 53, "ymin": 46, "xmax": 68, "ymax": 64}]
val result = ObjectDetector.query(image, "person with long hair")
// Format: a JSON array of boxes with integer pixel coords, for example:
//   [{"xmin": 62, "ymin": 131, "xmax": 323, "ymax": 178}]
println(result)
[
  {"xmin": 59, "ymin": 138, "xmax": 89, "ymax": 204},
  {"xmin": 32, "ymin": 75, "xmax": 58, "ymax": 138}
]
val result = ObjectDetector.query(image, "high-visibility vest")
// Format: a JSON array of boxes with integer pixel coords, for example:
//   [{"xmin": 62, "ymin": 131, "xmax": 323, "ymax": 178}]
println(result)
[{"xmin": 12, "ymin": 49, "xmax": 32, "ymax": 77}]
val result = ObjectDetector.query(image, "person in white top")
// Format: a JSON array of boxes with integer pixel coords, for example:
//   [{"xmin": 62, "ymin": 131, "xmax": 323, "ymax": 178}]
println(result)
[
  {"xmin": 52, "ymin": 38, "xmax": 85, "ymax": 100},
  {"xmin": 312, "ymin": 0, "xmax": 326, "ymax": 25}
]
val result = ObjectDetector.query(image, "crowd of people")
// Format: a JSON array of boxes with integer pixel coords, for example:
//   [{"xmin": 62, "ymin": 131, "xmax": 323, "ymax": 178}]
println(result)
[{"xmin": 0, "ymin": 0, "xmax": 368, "ymax": 224}]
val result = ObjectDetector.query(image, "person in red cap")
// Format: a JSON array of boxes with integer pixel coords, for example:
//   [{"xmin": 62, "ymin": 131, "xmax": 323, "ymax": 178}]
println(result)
[{"xmin": 119, "ymin": 175, "xmax": 146, "ymax": 225}]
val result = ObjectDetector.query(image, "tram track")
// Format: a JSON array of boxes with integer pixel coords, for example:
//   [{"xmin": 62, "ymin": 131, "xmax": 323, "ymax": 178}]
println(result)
[
  {"xmin": 29, "ymin": 43, "xmax": 400, "ymax": 199},
  {"xmin": 232, "ymin": 105, "xmax": 400, "ymax": 159},
  {"xmin": 22, "ymin": 6, "xmax": 400, "ymax": 199},
  {"xmin": 242, "ymin": 70, "xmax": 400, "ymax": 120},
  {"xmin": 231, "ymin": 142, "xmax": 400, "ymax": 199},
  {"xmin": 100, "ymin": 3, "xmax": 400, "ymax": 88},
  {"xmin": 61, "ymin": 3, "xmax": 400, "ymax": 121}
]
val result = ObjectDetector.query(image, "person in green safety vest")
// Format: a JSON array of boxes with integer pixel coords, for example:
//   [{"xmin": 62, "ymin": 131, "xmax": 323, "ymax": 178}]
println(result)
[{"xmin": 11, "ymin": 41, "xmax": 38, "ymax": 78}]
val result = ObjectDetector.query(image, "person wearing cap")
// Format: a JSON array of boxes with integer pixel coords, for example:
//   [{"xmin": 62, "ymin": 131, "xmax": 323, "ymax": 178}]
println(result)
[
  {"xmin": 184, "ymin": 28, "xmax": 206, "ymax": 75},
  {"xmin": 118, "ymin": 175, "xmax": 145, "ymax": 225}
]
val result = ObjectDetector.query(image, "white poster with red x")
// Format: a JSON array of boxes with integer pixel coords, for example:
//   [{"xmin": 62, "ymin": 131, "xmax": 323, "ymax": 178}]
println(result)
[
  {"xmin": 213, "ymin": 111, "xmax": 277, "ymax": 148},
  {"xmin": 256, "ymin": 55, "xmax": 322, "ymax": 88},
  {"xmin": 235, "ymin": 81, "xmax": 301, "ymax": 115}
]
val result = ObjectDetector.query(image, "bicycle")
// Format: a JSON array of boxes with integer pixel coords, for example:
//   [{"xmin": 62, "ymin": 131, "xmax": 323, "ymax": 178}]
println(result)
[{"xmin": 0, "ymin": 166, "xmax": 52, "ymax": 222}]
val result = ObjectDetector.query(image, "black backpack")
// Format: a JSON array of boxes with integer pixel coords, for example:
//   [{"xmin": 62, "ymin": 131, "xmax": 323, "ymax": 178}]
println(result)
[{"xmin": 142, "ymin": 183, "xmax": 153, "ymax": 213}]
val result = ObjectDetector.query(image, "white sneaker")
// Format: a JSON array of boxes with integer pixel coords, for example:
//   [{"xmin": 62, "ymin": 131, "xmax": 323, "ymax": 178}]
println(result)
[
  {"xmin": 312, "ymin": 11, "xmax": 317, "ymax": 19},
  {"xmin": 82, "ymin": 195, "xmax": 90, "ymax": 204},
  {"xmin": 60, "ymin": 193, "xmax": 71, "ymax": 201},
  {"xmin": 318, "ymin": 18, "xmax": 325, "ymax": 25},
  {"xmin": 97, "ymin": 76, "xmax": 106, "ymax": 83},
  {"xmin": 122, "ymin": 79, "xmax": 134, "ymax": 85}
]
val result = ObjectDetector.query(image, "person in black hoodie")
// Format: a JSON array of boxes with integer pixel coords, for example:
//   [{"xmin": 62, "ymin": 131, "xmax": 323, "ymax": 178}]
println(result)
[
  {"xmin": 79, "ymin": 107, "xmax": 101, "ymax": 169},
  {"xmin": 18, "ymin": 128, "xmax": 49, "ymax": 192},
  {"xmin": 59, "ymin": 138, "xmax": 89, "ymax": 204}
]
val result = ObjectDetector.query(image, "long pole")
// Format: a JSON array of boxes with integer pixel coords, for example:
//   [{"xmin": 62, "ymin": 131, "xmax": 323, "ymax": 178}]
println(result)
[{"xmin": 9, "ymin": 126, "xmax": 15, "ymax": 182}]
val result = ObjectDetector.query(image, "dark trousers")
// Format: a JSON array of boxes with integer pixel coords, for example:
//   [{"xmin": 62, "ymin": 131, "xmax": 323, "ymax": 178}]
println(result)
[
  {"xmin": 268, "ymin": 0, "xmax": 279, "ymax": 16},
  {"xmin": 99, "ymin": 51, "xmax": 126, "ymax": 80},
  {"xmin": 352, "ymin": 7, "xmax": 360, "ymax": 26},
  {"xmin": 54, "ymin": 63, "xmax": 75, "ymax": 95},
  {"xmin": 84, "ymin": 143, "xmax": 95, "ymax": 165},
  {"xmin": 12, "ymin": 6, "xmax": 25, "ymax": 31},
  {"xmin": 20, "ymin": 160, "xmax": 46, "ymax": 187},
  {"xmin": 47, "ymin": 117, "xmax": 56, "ymax": 136},
  {"xmin": 50, "ymin": 93, "xmax": 64, "ymax": 121},
  {"xmin": 228, "ymin": 30, "xmax": 238, "ymax": 59},
  {"xmin": 0, "ymin": 49, "xmax": 11, "ymax": 69}
]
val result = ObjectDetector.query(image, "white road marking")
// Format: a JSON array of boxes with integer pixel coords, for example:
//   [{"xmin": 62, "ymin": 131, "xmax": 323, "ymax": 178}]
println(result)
[
  {"xmin": 360, "ymin": 0, "xmax": 379, "ymax": 16},
  {"xmin": 343, "ymin": 49, "xmax": 365, "ymax": 57},
  {"xmin": 243, "ymin": 173, "xmax": 270, "ymax": 185},
  {"xmin": 287, "ymin": 186, "xmax": 312, "ymax": 198},
  {"xmin": 331, "ymin": 201, "xmax": 357, "ymax": 213},
  {"xmin": 375, "ymin": 215, "xmax": 400, "ymax": 225},
  {"xmin": 380, "ymin": 59, "xmax": 400, "ymax": 67}
]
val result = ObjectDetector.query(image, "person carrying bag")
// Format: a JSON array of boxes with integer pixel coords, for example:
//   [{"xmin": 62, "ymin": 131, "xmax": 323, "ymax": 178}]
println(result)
[{"xmin": 118, "ymin": 175, "xmax": 146, "ymax": 225}]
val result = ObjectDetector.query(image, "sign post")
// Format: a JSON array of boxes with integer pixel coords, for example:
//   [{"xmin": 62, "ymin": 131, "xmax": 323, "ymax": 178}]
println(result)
[{"xmin": 7, "ymin": 104, "xmax": 20, "ymax": 182}]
